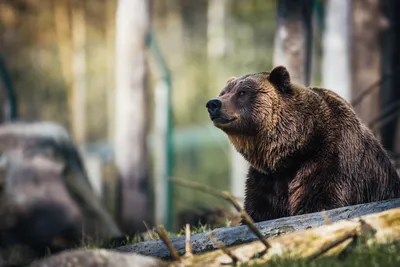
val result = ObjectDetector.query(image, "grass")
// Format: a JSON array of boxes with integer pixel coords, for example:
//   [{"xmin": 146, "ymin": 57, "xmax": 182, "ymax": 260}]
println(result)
[
  {"xmin": 42, "ymin": 222, "xmax": 400, "ymax": 267},
  {"xmin": 60, "ymin": 215, "xmax": 400, "ymax": 267},
  {"xmin": 107, "ymin": 233, "xmax": 400, "ymax": 266},
  {"xmin": 245, "ymin": 240, "xmax": 400, "ymax": 267},
  {"xmin": 80, "ymin": 222, "xmax": 216, "ymax": 250}
]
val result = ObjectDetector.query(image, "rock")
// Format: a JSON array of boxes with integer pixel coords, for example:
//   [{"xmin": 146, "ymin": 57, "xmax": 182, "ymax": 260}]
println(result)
[
  {"xmin": 0, "ymin": 122, "xmax": 121, "ymax": 266},
  {"xmin": 29, "ymin": 249, "xmax": 168, "ymax": 267}
]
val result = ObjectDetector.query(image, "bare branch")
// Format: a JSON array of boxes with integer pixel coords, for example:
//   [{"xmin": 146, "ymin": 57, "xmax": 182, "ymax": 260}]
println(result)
[
  {"xmin": 307, "ymin": 229, "xmax": 357, "ymax": 261},
  {"xmin": 351, "ymin": 66, "xmax": 400, "ymax": 108},
  {"xmin": 155, "ymin": 225, "xmax": 181, "ymax": 262},
  {"xmin": 143, "ymin": 221, "xmax": 154, "ymax": 240},
  {"xmin": 322, "ymin": 210, "xmax": 332, "ymax": 225},
  {"xmin": 208, "ymin": 234, "xmax": 239, "ymax": 264},
  {"xmin": 171, "ymin": 178, "xmax": 271, "ymax": 250}
]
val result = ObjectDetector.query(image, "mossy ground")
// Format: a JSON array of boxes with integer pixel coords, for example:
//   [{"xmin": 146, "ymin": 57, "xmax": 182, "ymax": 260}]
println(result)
[
  {"xmin": 82, "ymin": 223, "xmax": 400, "ymax": 267},
  {"xmin": 246, "ymin": 241, "xmax": 400, "ymax": 267},
  {"xmin": 83, "ymin": 222, "xmax": 215, "ymax": 249}
]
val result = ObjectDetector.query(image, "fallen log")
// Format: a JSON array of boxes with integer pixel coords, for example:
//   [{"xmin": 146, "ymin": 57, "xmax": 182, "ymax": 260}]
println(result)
[
  {"xmin": 115, "ymin": 198, "xmax": 400, "ymax": 259},
  {"xmin": 34, "ymin": 205, "xmax": 400, "ymax": 267},
  {"xmin": 181, "ymin": 205, "xmax": 400, "ymax": 266}
]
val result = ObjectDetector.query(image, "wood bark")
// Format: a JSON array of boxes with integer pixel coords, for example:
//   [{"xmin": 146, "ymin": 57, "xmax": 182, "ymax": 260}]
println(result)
[
  {"xmin": 115, "ymin": 198, "xmax": 400, "ymax": 259},
  {"xmin": 54, "ymin": 0, "xmax": 88, "ymax": 145},
  {"xmin": 322, "ymin": 0, "xmax": 351, "ymax": 101},
  {"xmin": 106, "ymin": 0, "xmax": 116, "ymax": 143},
  {"xmin": 207, "ymin": 0, "xmax": 228, "ymax": 59},
  {"xmin": 115, "ymin": 0, "xmax": 151, "ymax": 233},
  {"xmin": 70, "ymin": 0, "xmax": 87, "ymax": 145},
  {"xmin": 181, "ymin": 204, "xmax": 400, "ymax": 266},
  {"xmin": 380, "ymin": 0, "xmax": 400, "ymax": 154},
  {"xmin": 273, "ymin": 0, "xmax": 313, "ymax": 86},
  {"xmin": 350, "ymin": 0, "xmax": 384, "ymax": 127},
  {"xmin": 29, "ymin": 201, "xmax": 400, "ymax": 267},
  {"xmin": 53, "ymin": 0, "xmax": 72, "ymax": 87}
]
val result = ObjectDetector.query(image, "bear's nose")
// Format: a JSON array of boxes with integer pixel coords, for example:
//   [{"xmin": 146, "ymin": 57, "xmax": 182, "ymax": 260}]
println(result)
[{"xmin": 206, "ymin": 99, "xmax": 222, "ymax": 116}]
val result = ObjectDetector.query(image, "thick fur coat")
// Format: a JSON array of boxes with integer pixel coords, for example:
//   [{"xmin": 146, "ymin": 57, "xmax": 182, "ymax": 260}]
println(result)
[{"xmin": 206, "ymin": 66, "xmax": 400, "ymax": 222}]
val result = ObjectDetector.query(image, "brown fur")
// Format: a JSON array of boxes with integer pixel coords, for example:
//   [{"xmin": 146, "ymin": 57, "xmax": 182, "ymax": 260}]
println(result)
[{"xmin": 206, "ymin": 66, "xmax": 400, "ymax": 222}]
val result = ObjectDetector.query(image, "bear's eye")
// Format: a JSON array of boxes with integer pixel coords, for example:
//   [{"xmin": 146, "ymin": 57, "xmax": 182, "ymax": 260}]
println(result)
[{"xmin": 238, "ymin": 91, "xmax": 245, "ymax": 97}]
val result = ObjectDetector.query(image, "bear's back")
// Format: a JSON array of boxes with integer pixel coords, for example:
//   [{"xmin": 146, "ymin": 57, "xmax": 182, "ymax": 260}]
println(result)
[{"xmin": 307, "ymin": 86, "xmax": 400, "ymax": 203}]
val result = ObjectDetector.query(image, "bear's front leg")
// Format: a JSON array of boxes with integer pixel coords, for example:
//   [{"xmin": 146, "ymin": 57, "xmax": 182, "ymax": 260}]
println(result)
[
  {"xmin": 287, "ymin": 173, "xmax": 349, "ymax": 216},
  {"xmin": 243, "ymin": 167, "xmax": 290, "ymax": 222}
]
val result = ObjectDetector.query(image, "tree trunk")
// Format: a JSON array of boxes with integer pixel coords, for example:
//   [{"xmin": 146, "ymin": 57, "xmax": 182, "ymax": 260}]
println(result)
[
  {"xmin": 322, "ymin": 0, "xmax": 351, "ymax": 101},
  {"xmin": 273, "ymin": 0, "xmax": 313, "ymax": 86},
  {"xmin": 206, "ymin": 0, "xmax": 247, "ymax": 207},
  {"xmin": 207, "ymin": 0, "xmax": 228, "ymax": 59},
  {"xmin": 70, "ymin": 0, "xmax": 87, "ymax": 146},
  {"xmin": 182, "ymin": 205, "xmax": 400, "ymax": 266},
  {"xmin": 115, "ymin": 0, "xmax": 151, "ymax": 234},
  {"xmin": 380, "ymin": 0, "xmax": 400, "ymax": 154},
  {"xmin": 29, "ymin": 204, "xmax": 400, "ymax": 266},
  {"xmin": 106, "ymin": 0, "xmax": 116, "ymax": 143},
  {"xmin": 53, "ymin": 0, "xmax": 72, "ymax": 87},
  {"xmin": 53, "ymin": 0, "xmax": 74, "ymax": 128},
  {"xmin": 350, "ymin": 0, "xmax": 383, "ymax": 127}
]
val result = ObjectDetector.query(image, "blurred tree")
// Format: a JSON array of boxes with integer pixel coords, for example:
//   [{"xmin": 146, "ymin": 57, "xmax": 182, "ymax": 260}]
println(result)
[
  {"xmin": 380, "ymin": 0, "xmax": 400, "ymax": 154},
  {"xmin": 207, "ymin": 0, "xmax": 247, "ymax": 206},
  {"xmin": 53, "ymin": 0, "xmax": 72, "ymax": 96},
  {"xmin": 0, "ymin": 55, "xmax": 17, "ymax": 122},
  {"xmin": 115, "ymin": 0, "xmax": 151, "ymax": 233},
  {"xmin": 106, "ymin": 0, "xmax": 116, "ymax": 143},
  {"xmin": 54, "ymin": 0, "xmax": 87, "ymax": 145},
  {"xmin": 71, "ymin": 0, "xmax": 87, "ymax": 145},
  {"xmin": 322, "ymin": 0, "xmax": 351, "ymax": 101},
  {"xmin": 350, "ymin": 0, "xmax": 384, "ymax": 126},
  {"xmin": 273, "ymin": 0, "xmax": 313, "ymax": 85},
  {"xmin": 207, "ymin": 0, "xmax": 228, "ymax": 59}
]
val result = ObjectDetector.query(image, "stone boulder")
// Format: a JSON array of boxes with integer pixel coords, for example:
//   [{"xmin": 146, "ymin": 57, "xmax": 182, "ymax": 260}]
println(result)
[
  {"xmin": 29, "ymin": 249, "xmax": 167, "ymax": 267},
  {"xmin": 0, "ymin": 122, "xmax": 121, "ymax": 266}
]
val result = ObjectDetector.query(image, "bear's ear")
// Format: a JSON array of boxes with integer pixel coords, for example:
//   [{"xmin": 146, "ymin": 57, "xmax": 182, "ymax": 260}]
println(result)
[
  {"xmin": 269, "ymin": 66, "xmax": 291, "ymax": 93},
  {"xmin": 226, "ymin": 76, "xmax": 237, "ymax": 84}
]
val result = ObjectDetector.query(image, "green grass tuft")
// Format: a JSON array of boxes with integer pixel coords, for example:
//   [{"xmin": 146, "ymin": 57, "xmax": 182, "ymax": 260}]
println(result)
[{"xmin": 243, "ymin": 240, "xmax": 400, "ymax": 267}]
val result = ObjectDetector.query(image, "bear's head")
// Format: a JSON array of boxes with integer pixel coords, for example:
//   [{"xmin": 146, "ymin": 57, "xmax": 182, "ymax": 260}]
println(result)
[
  {"xmin": 206, "ymin": 66, "xmax": 317, "ymax": 171},
  {"xmin": 206, "ymin": 65, "xmax": 294, "ymax": 135}
]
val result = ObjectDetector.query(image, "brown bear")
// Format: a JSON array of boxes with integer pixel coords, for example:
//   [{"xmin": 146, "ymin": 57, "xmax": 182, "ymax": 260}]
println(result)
[{"xmin": 206, "ymin": 65, "xmax": 400, "ymax": 222}]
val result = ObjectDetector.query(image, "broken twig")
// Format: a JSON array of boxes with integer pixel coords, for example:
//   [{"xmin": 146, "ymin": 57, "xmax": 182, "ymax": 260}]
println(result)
[
  {"xmin": 155, "ymin": 225, "xmax": 181, "ymax": 262},
  {"xmin": 185, "ymin": 224, "xmax": 193, "ymax": 257},
  {"xmin": 209, "ymin": 233, "xmax": 239, "ymax": 264},
  {"xmin": 143, "ymin": 221, "xmax": 154, "ymax": 240},
  {"xmin": 322, "ymin": 210, "xmax": 332, "ymax": 225},
  {"xmin": 170, "ymin": 178, "xmax": 271, "ymax": 250},
  {"xmin": 307, "ymin": 229, "xmax": 357, "ymax": 261}
]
